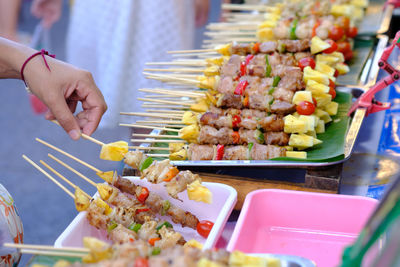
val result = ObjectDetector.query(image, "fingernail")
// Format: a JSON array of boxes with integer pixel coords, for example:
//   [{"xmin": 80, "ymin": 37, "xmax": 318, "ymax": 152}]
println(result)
[{"xmin": 68, "ymin": 129, "xmax": 81, "ymax": 140}]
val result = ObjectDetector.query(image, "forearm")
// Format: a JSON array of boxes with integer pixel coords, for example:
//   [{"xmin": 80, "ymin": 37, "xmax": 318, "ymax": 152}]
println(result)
[{"xmin": 0, "ymin": 37, "xmax": 36, "ymax": 79}]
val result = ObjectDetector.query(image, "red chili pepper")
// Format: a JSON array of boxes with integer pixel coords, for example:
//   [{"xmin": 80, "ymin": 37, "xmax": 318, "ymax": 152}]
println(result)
[
  {"xmin": 148, "ymin": 237, "xmax": 161, "ymax": 246},
  {"xmin": 215, "ymin": 144, "xmax": 224, "ymax": 160},
  {"xmin": 243, "ymin": 95, "xmax": 249, "ymax": 108},
  {"xmin": 312, "ymin": 20, "xmax": 321, "ymax": 37},
  {"xmin": 136, "ymin": 208, "xmax": 150, "ymax": 214},
  {"xmin": 137, "ymin": 187, "xmax": 149, "ymax": 203},
  {"xmin": 129, "ymin": 237, "xmax": 135, "ymax": 243},
  {"xmin": 240, "ymin": 55, "xmax": 254, "ymax": 77},
  {"xmin": 234, "ymin": 80, "xmax": 249, "ymax": 95},
  {"xmin": 232, "ymin": 131, "xmax": 240, "ymax": 144},
  {"xmin": 232, "ymin": 115, "xmax": 241, "ymax": 128},
  {"xmin": 253, "ymin": 42, "xmax": 260, "ymax": 54}
]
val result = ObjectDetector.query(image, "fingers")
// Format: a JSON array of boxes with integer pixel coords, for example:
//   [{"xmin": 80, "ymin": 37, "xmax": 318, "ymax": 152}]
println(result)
[{"xmin": 47, "ymin": 96, "xmax": 81, "ymax": 140}]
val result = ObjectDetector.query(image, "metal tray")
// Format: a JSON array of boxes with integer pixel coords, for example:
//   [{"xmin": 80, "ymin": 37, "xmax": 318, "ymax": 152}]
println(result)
[{"xmin": 358, "ymin": 0, "xmax": 393, "ymax": 36}]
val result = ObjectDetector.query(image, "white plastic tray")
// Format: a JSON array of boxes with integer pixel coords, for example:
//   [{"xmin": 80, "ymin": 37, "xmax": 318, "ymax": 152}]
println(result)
[{"xmin": 54, "ymin": 176, "xmax": 237, "ymax": 250}]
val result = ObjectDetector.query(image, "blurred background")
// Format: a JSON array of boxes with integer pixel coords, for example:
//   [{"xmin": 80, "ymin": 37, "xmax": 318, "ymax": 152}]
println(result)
[{"xmin": 0, "ymin": 0, "xmax": 224, "ymax": 265}]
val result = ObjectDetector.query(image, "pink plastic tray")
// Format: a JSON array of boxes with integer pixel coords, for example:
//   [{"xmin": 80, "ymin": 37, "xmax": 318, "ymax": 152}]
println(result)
[
  {"xmin": 55, "ymin": 177, "xmax": 237, "ymax": 249},
  {"xmin": 227, "ymin": 189, "xmax": 378, "ymax": 267}
]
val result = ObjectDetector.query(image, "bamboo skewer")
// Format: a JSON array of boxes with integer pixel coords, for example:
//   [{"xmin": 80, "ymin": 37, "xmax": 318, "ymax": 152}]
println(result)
[
  {"xmin": 120, "ymin": 112, "xmax": 182, "ymax": 119},
  {"xmin": 139, "ymin": 88, "xmax": 204, "ymax": 97},
  {"xmin": 40, "ymin": 160, "xmax": 92, "ymax": 199},
  {"xmin": 131, "ymin": 139, "xmax": 184, "ymax": 143},
  {"xmin": 145, "ymin": 109, "xmax": 185, "ymax": 114},
  {"xmin": 146, "ymin": 154, "xmax": 169, "ymax": 158},
  {"xmin": 4, "ymin": 243, "xmax": 89, "ymax": 253},
  {"xmin": 204, "ymin": 38, "xmax": 257, "ymax": 43},
  {"xmin": 120, "ymin": 123, "xmax": 180, "ymax": 132},
  {"xmin": 17, "ymin": 249, "xmax": 87, "ymax": 258},
  {"xmin": 35, "ymin": 138, "xmax": 102, "ymax": 173},
  {"xmin": 48, "ymin": 153, "xmax": 98, "ymax": 188},
  {"xmin": 143, "ymin": 68, "xmax": 205, "ymax": 73},
  {"xmin": 129, "ymin": 146, "xmax": 170, "ymax": 151},
  {"xmin": 22, "ymin": 154, "xmax": 75, "ymax": 199},
  {"xmin": 146, "ymin": 61, "xmax": 207, "ymax": 66},
  {"xmin": 51, "ymin": 120, "xmax": 105, "ymax": 146},
  {"xmin": 132, "ymin": 133, "xmax": 181, "ymax": 138},
  {"xmin": 221, "ymin": 3, "xmax": 275, "ymax": 12},
  {"xmin": 141, "ymin": 104, "xmax": 189, "ymax": 109},
  {"xmin": 137, "ymin": 98, "xmax": 194, "ymax": 106},
  {"xmin": 136, "ymin": 120, "xmax": 183, "ymax": 125}
]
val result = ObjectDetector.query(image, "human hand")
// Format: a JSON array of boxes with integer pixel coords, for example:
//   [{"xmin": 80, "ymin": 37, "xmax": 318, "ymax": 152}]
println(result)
[
  {"xmin": 30, "ymin": 0, "xmax": 62, "ymax": 29},
  {"xmin": 23, "ymin": 56, "xmax": 107, "ymax": 140},
  {"xmin": 195, "ymin": 0, "xmax": 210, "ymax": 27}
]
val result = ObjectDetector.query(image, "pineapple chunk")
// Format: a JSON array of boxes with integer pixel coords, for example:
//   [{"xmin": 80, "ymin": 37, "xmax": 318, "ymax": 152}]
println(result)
[
  {"xmin": 303, "ymin": 66, "xmax": 332, "ymax": 85},
  {"xmin": 100, "ymin": 141, "xmax": 128, "ymax": 161},
  {"xmin": 351, "ymin": 0, "xmax": 368, "ymax": 7},
  {"xmin": 289, "ymin": 134, "xmax": 314, "ymax": 148},
  {"xmin": 94, "ymin": 198, "xmax": 113, "ymax": 215},
  {"xmin": 216, "ymin": 43, "xmax": 232, "ymax": 56},
  {"xmin": 54, "ymin": 261, "xmax": 72, "ymax": 267},
  {"xmin": 299, "ymin": 115, "xmax": 316, "ymax": 132},
  {"xmin": 258, "ymin": 20, "xmax": 277, "ymax": 29},
  {"xmin": 315, "ymin": 108, "xmax": 332, "ymax": 123},
  {"xmin": 169, "ymin": 142, "xmax": 187, "ymax": 153},
  {"xmin": 325, "ymin": 101, "xmax": 339, "ymax": 115},
  {"xmin": 197, "ymin": 258, "xmax": 222, "ymax": 267},
  {"xmin": 256, "ymin": 28, "xmax": 274, "ymax": 41},
  {"xmin": 316, "ymin": 62, "xmax": 335, "ymax": 77},
  {"xmin": 229, "ymin": 251, "xmax": 272, "ymax": 267},
  {"xmin": 74, "ymin": 188, "xmax": 90, "ymax": 212},
  {"xmin": 316, "ymin": 54, "xmax": 340, "ymax": 65},
  {"xmin": 191, "ymin": 98, "xmax": 209, "ymax": 113},
  {"xmin": 184, "ymin": 239, "xmax": 203, "ymax": 249},
  {"xmin": 82, "ymin": 237, "xmax": 112, "ymax": 264},
  {"xmin": 205, "ymin": 57, "xmax": 226, "ymax": 67},
  {"xmin": 316, "ymin": 120, "xmax": 325, "ymax": 133},
  {"xmin": 306, "ymin": 130, "xmax": 317, "ymax": 138},
  {"xmin": 285, "ymin": 146, "xmax": 294, "ymax": 151},
  {"xmin": 179, "ymin": 124, "xmax": 200, "ymax": 143},
  {"xmin": 311, "ymin": 36, "xmax": 331, "ymax": 54},
  {"xmin": 330, "ymin": 52, "xmax": 345, "ymax": 63},
  {"xmin": 96, "ymin": 171, "xmax": 115, "ymax": 183},
  {"xmin": 182, "ymin": 111, "xmax": 198, "ymax": 125},
  {"xmin": 169, "ymin": 149, "xmax": 187, "ymax": 161},
  {"xmin": 314, "ymin": 93, "xmax": 332, "ymax": 108},
  {"xmin": 331, "ymin": 4, "xmax": 354, "ymax": 17},
  {"xmin": 204, "ymin": 66, "xmax": 220, "ymax": 76},
  {"xmin": 306, "ymin": 80, "xmax": 329, "ymax": 95},
  {"xmin": 292, "ymin": 90, "xmax": 313, "ymax": 105},
  {"xmin": 313, "ymin": 138, "xmax": 323, "ymax": 145},
  {"xmin": 353, "ymin": 7, "xmax": 364, "ymax": 20},
  {"xmin": 198, "ymin": 76, "xmax": 219, "ymax": 90},
  {"xmin": 187, "ymin": 180, "xmax": 212, "ymax": 204},
  {"xmin": 284, "ymin": 114, "xmax": 308, "ymax": 133},
  {"xmin": 335, "ymin": 62, "xmax": 350, "ymax": 75},
  {"xmin": 286, "ymin": 151, "xmax": 307, "ymax": 159},
  {"xmin": 97, "ymin": 184, "xmax": 114, "ymax": 201}
]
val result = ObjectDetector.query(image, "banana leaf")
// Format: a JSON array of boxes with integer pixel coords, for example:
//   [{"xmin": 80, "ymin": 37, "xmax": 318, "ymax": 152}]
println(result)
[{"xmin": 28, "ymin": 255, "xmax": 81, "ymax": 266}]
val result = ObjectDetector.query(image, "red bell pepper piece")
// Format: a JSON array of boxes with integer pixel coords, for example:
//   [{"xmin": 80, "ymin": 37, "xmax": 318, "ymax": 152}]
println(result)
[
  {"xmin": 232, "ymin": 131, "xmax": 240, "ymax": 144},
  {"xmin": 232, "ymin": 115, "xmax": 241, "ymax": 128},
  {"xmin": 215, "ymin": 144, "xmax": 224, "ymax": 160},
  {"xmin": 234, "ymin": 80, "xmax": 249, "ymax": 95},
  {"xmin": 312, "ymin": 20, "xmax": 321, "ymax": 37},
  {"xmin": 136, "ymin": 208, "xmax": 150, "ymax": 214},
  {"xmin": 137, "ymin": 187, "xmax": 149, "ymax": 203}
]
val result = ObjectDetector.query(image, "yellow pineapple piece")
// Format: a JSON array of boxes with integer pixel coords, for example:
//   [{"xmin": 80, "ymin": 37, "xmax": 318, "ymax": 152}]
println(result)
[
  {"xmin": 204, "ymin": 66, "xmax": 220, "ymax": 76},
  {"xmin": 292, "ymin": 90, "xmax": 313, "ymax": 105},
  {"xmin": 179, "ymin": 124, "xmax": 200, "ymax": 143},
  {"xmin": 169, "ymin": 149, "xmax": 187, "ymax": 161},
  {"xmin": 353, "ymin": 7, "xmax": 364, "ymax": 20},
  {"xmin": 184, "ymin": 239, "xmax": 203, "ymax": 249},
  {"xmin": 97, "ymin": 184, "xmax": 114, "ymax": 201},
  {"xmin": 316, "ymin": 62, "xmax": 335, "ymax": 78},
  {"xmin": 351, "ymin": 0, "xmax": 368, "ymax": 7},
  {"xmin": 82, "ymin": 237, "xmax": 112, "ymax": 263},
  {"xmin": 306, "ymin": 80, "xmax": 330, "ymax": 95},
  {"xmin": 306, "ymin": 130, "xmax": 317, "ymax": 138},
  {"xmin": 303, "ymin": 66, "xmax": 333, "ymax": 85},
  {"xmin": 94, "ymin": 198, "xmax": 113, "ymax": 215},
  {"xmin": 100, "ymin": 141, "xmax": 128, "ymax": 161},
  {"xmin": 286, "ymin": 151, "xmax": 307, "ymax": 159},
  {"xmin": 325, "ymin": 101, "xmax": 339, "ymax": 115},
  {"xmin": 205, "ymin": 57, "xmax": 226, "ymax": 67},
  {"xmin": 311, "ymin": 36, "xmax": 331, "ymax": 54},
  {"xmin": 258, "ymin": 20, "xmax": 277, "ymax": 29},
  {"xmin": 182, "ymin": 111, "xmax": 198, "ymax": 125},
  {"xmin": 331, "ymin": 4, "xmax": 354, "ymax": 17},
  {"xmin": 315, "ymin": 54, "xmax": 341, "ymax": 65},
  {"xmin": 198, "ymin": 76, "xmax": 219, "ymax": 90},
  {"xmin": 313, "ymin": 138, "xmax": 323, "ymax": 145},
  {"xmin": 335, "ymin": 62, "xmax": 350, "ymax": 75},
  {"xmin": 191, "ymin": 98, "xmax": 209, "ymax": 113},
  {"xmin": 187, "ymin": 180, "xmax": 212, "ymax": 204},
  {"xmin": 289, "ymin": 134, "xmax": 314, "ymax": 148},
  {"xmin": 53, "ymin": 261, "xmax": 71, "ymax": 267},
  {"xmin": 74, "ymin": 188, "xmax": 90, "ymax": 212},
  {"xmin": 169, "ymin": 142, "xmax": 186, "ymax": 153},
  {"xmin": 229, "ymin": 251, "xmax": 268, "ymax": 267},
  {"xmin": 314, "ymin": 93, "xmax": 332, "ymax": 108},
  {"xmin": 96, "ymin": 171, "xmax": 115, "ymax": 183},
  {"xmin": 284, "ymin": 114, "xmax": 308, "ymax": 133},
  {"xmin": 285, "ymin": 146, "xmax": 294, "ymax": 151},
  {"xmin": 216, "ymin": 43, "xmax": 232, "ymax": 56},
  {"xmin": 330, "ymin": 52, "xmax": 345, "ymax": 63},
  {"xmin": 316, "ymin": 120, "xmax": 325, "ymax": 133},
  {"xmin": 299, "ymin": 115, "xmax": 316, "ymax": 132},
  {"xmin": 315, "ymin": 108, "xmax": 332, "ymax": 123},
  {"xmin": 256, "ymin": 28, "xmax": 275, "ymax": 42}
]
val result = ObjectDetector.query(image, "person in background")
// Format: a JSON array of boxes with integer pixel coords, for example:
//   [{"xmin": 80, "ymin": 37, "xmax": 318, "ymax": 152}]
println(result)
[
  {"xmin": 0, "ymin": 0, "xmax": 22, "ymax": 41},
  {"xmin": 31, "ymin": 0, "xmax": 210, "ymax": 129},
  {"xmin": 0, "ymin": 37, "xmax": 107, "ymax": 266}
]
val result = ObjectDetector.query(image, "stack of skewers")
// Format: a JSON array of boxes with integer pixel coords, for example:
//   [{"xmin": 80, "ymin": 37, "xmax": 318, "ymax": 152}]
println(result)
[{"xmin": 119, "ymin": 0, "xmax": 368, "ymax": 161}]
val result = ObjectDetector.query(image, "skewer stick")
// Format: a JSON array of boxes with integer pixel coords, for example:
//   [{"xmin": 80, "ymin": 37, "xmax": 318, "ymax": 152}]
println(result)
[
  {"xmin": 120, "ymin": 123, "xmax": 180, "ymax": 132},
  {"xmin": 47, "ymin": 153, "xmax": 98, "ymax": 188},
  {"xmin": 35, "ymin": 138, "xmax": 102, "ymax": 173},
  {"xmin": 141, "ymin": 104, "xmax": 189, "ymax": 109},
  {"xmin": 221, "ymin": 3, "xmax": 275, "ymax": 12},
  {"xmin": 132, "ymin": 133, "xmax": 181, "ymax": 138},
  {"xmin": 131, "ymin": 139, "xmax": 185, "ymax": 143},
  {"xmin": 139, "ymin": 89, "xmax": 203, "ymax": 97},
  {"xmin": 204, "ymin": 38, "xmax": 256, "ymax": 43},
  {"xmin": 120, "ymin": 112, "xmax": 182, "ymax": 119},
  {"xmin": 145, "ymin": 109, "xmax": 185, "ymax": 114},
  {"xmin": 19, "ymin": 249, "xmax": 87, "ymax": 258},
  {"xmin": 137, "ymin": 98, "xmax": 194, "ymax": 106},
  {"xmin": 143, "ymin": 72, "xmax": 200, "ymax": 85},
  {"xmin": 40, "ymin": 160, "xmax": 92, "ymax": 199},
  {"xmin": 146, "ymin": 154, "xmax": 169, "ymax": 157},
  {"xmin": 51, "ymin": 120, "xmax": 105, "ymax": 146},
  {"xmin": 143, "ymin": 95, "xmax": 191, "ymax": 99},
  {"xmin": 22, "ymin": 155, "xmax": 75, "ymax": 199},
  {"xmin": 168, "ymin": 48, "xmax": 217, "ymax": 54},
  {"xmin": 129, "ymin": 146, "xmax": 170, "ymax": 151},
  {"xmin": 4, "ymin": 243, "xmax": 89, "ymax": 253},
  {"xmin": 136, "ymin": 120, "xmax": 183, "ymax": 125},
  {"xmin": 204, "ymin": 31, "xmax": 256, "ymax": 37},
  {"xmin": 143, "ymin": 68, "xmax": 205, "ymax": 73},
  {"xmin": 146, "ymin": 61, "xmax": 207, "ymax": 66}
]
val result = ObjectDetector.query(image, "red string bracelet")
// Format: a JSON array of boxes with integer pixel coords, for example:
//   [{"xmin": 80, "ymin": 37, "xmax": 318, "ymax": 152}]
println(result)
[{"xmin": 20, "ymin": 49, "xmax": 55, "ymax": 91}]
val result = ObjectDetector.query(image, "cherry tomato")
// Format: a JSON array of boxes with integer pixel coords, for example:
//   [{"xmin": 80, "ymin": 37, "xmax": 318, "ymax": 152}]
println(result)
[
  {"xmin": 329, "ymin": 79, "xmax": 336, "ymax": 90},
  {"xmin": 253, "ymin": 42, "xmax": 260, "ymax": 54},
  {"xmin": 323, "ymin": 40, "xmax": 338, "ymax": 54},
  {"xmin": 135, "ymin": 258, "xmax": 149, "ymax": 267},
  {"xmin": 346, "ymin": 26, "xmax": 358, "ymax": 38},
  {"xmin": 337, "ymin": 42, "xmax": 351, "ymax": 54},
  {"xmin": 197, "ymin": 220, "xmax": 214, "ymax": 238},
  {"xmin": 344, "ymin": 50, "xmax": 353, "ymax": 61},
  {"xmin": 329, "ymin": 87, "xmax": 336, "ymax": 99},
  {"xmin": 328, "ymin": 26, "xmax": 344, "ymax": 41},
  {"xmin": 137, "ymin": 187, "xmax": 149, "ymax": 203},
  {"xmin": 298, "ymin": 57, "xmax": 316, "ymax": 71},
  {"xmin": 337, "ymin": 17, "xmax": 350, "ymax": 32},
  {"xmin": 312, "ymin": 97, "xmax": 318, "ymax": 107},
  {"xmin": 334, "ymin": 69, "xmax": 339, "ymax": 77},
  {"xmin": 296, "ymin": 101, "xmax": 316, "ymax": 115}
]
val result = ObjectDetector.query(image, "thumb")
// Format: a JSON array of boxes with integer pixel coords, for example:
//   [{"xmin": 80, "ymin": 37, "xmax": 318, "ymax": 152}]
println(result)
[{"xmin": 48, "ymin": 99, "xmax": 81, "ymax": 140}]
